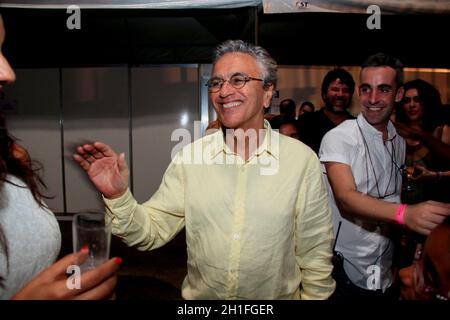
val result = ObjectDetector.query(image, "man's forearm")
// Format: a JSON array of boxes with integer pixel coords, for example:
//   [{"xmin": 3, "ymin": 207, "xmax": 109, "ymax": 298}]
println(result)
[{"xmin": 334, "ymin": 189, "xmax": 400, "ymax": 223}]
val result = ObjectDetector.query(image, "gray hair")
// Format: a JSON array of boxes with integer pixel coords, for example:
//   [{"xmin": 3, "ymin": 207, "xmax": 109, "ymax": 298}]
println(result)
[{"xmin": 212, "ymin": 39, "xmax": 278, "ymax": 89}]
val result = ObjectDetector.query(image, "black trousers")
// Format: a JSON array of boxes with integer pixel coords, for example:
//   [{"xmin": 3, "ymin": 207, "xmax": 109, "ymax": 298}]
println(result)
[{"xmin": 329, "ymin": 254, "xmax": 399, "ymax": 301}]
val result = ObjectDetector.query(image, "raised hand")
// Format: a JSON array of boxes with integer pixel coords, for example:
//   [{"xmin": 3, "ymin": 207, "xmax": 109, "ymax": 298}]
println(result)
[
  {"xmin": 11, "ymin": 249, "xmax": 122, "ymax": 300},
  {"xmin": 392, "ymin": 121, "xmax": 422, "ymax": 140},
  {"xmin": 73, "ymin": 141, "xmax": 129, "ymax": 199},
  {"xmin": 410, "ymin": 165, "xmax": 434, "ymax": 182},
  {"xmin": 404, "ymin": 201, "xmax": 450, "ymax": 235}
]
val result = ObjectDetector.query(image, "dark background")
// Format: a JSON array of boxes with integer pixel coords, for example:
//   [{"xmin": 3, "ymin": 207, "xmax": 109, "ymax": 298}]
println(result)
[{"xmin": 2, "ymin": 7, "xmax": 449, "ymax": 68}]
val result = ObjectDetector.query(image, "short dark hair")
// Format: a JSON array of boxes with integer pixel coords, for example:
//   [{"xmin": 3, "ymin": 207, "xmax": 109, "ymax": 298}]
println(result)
[
  {"xmin": 300, "ymin": 101, "xmax": 315, "ymax": 111},
  {"xmin": 279, "ymin": 99, "xmax": 296, "ymax": 116},
  {"xmin": 279, "ymin": 115, "xmax": 297, "ymax": 128},
  {"xmin": 396, "ymin": 79, "xmax": 442, "ymax": 132},
  {"xmin": 269, "ymin": 114, "xmax": 296, "ymax": 130},
  {"xmin": 361, "ymin": 52, "xmax": 404, "ymax": 88},
  {"xmin": 321, "ymin": 68, "xmax": 355, "ymax": 98}
]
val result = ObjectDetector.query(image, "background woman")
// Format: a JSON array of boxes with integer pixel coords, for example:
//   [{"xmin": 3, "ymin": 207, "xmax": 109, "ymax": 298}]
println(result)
[{"xmin": 395, "ymin": 79, "xmax": 450, "ymax": 203}]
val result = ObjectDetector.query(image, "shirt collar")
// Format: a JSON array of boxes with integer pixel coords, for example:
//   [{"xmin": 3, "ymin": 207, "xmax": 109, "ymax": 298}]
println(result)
[
  {"xmin": 254, "ymin": 119, "xmax": 279, "ymax": 160},
  {"xmin": 357, "ymin": 113, "xmax": 397, "ymax": 141},
  {"xmin": 210, "ymin": 119, "xmax": 279, "ymax": 161}
]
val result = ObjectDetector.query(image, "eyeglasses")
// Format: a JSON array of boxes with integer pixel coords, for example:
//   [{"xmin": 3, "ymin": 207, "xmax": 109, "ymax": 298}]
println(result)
[
  {"xmin": 206, "ymin": 72, "xmax": 264, "ymax": 93},
  {"xmin": 402, "ymin": 96, "xmax": 422, "ymax": 104},
  {"xmin": 412, "ymin": 243, "xmax": 449, "ymax": 300}
]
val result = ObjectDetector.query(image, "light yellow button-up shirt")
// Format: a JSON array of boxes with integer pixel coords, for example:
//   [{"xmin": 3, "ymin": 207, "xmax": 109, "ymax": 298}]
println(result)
[{"xmin": 105, "ymin": 121, "xmax": 335, "ymax": 299}]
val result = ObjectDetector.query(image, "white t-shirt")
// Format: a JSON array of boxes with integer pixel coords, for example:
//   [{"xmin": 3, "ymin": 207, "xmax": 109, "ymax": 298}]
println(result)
[
  {"xmin": 0, "ymin": 175, "xmax": 61, "ymax": 299},
  {"xmin": 319, "ymin": 114, "xmax": 405, "ymax": 291}
]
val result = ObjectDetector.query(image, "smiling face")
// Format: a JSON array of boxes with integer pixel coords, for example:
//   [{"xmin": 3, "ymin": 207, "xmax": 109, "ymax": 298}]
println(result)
[
  {"xmin": 0, "ymin": 16, "xmax": 16, "ymax": 92},
  {"xmin": 323, "ymin": 78, "xmax": 352, "ymax": 113},
  {"xmin": 210, "ymin": 52, "xmax": 273, "ymax": 131},
  {"xmin": 359, "ymin": 66, "xmax": 402, "ymax": 132},
  {"xmin": 402, "ymin": 88, "xmax": 424, "ymax": 124}
]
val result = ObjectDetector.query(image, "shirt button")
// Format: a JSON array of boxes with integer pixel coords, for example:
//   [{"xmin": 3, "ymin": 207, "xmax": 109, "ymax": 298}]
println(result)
[{"xmin": 233, "ymin": 233, "xmax": 240, "ymax": 240}]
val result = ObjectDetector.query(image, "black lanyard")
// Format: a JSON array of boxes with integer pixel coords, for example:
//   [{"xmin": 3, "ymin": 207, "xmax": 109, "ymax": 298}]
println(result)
[{"xmin": 357, "ymin": 120, "xmax": 402, "ymax": 199}]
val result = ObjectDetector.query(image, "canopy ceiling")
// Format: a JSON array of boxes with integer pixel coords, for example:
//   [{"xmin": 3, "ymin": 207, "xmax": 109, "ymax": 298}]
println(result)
[
  {"xmin": 3, "ymin": 0, "xmax": 259, "ymax": 9},
  {"xmin": 1, "ymin": 0, "xmax": 450, "ymax": 14},
  {"xmin": 1, "ymin": 2, "xmax": 449, "ymax": 68},
  {"xmin": 263, "ymin": 0, "xmax": 450, "ymax": 14}
]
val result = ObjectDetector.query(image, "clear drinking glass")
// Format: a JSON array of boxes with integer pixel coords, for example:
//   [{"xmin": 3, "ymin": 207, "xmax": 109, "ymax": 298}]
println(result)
[{"xmin": 72, "ymin": 212, "xmax": 112, "ymax": 271}]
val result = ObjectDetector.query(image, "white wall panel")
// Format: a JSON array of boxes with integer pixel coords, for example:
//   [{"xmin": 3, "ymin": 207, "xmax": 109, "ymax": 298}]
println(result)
[
  {"xmin": 4, "ymin": 68, "xmax": 64, "ymax": 212},
  {"xmin": 63, "ymin": 67, "xmax": 130, "ymax": 213},
  {"xmin": 131, "ymin": 65, "xmax": 199, "ymax": 203}
]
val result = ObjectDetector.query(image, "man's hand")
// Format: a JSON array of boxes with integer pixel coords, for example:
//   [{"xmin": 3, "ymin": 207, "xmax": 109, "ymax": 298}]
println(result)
[
  {"xmin": 73, "ymin": 141, "xmax": 129, "ymax": 199},
  {"xmin": 11, "ymin": 250, "xmax": 121, "ymax": 300},
  {"xmin": 404, "ymin": 201, "xmax": 450, "ymax": 235}
]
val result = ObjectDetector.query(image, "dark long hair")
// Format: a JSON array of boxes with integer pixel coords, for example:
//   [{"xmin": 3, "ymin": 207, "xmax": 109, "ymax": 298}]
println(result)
[
  {"xmin": 0, "ymin": 112, "xmax": 50, "ymax": 287},
  {"xmin": 396, "ymin": 79, "xmax": 442, "ymax": 133},
  {"xmin": 0, "ymin": 113, "xmax": 49, "ymax": 205}
]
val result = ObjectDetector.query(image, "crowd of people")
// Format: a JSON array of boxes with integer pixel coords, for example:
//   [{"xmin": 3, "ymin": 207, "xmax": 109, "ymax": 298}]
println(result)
[
  {"xmin": 271, "ymin": 56, "xmax": 450, "ymax": 301},
  {"xmin": 1, "ymin": 12, "xmax": 449, "ymax": 300}
]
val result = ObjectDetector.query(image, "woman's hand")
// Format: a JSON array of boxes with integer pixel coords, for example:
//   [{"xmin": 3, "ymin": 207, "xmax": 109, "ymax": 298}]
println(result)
[{"xmin": 11, "ymin": 249, "xmax": 122, "ymax": 300}]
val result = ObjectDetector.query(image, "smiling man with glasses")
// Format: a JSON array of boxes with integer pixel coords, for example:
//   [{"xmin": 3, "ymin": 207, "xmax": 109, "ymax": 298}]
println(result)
[{"xmin": 75, "ymin": 39, "xmax": 335, "ymax": 299}]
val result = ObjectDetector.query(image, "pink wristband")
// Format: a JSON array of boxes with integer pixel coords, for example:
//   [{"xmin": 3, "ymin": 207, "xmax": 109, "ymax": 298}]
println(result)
[{"xmin": 396, "ymin": 204, "xmax": 408, "ymax": 225}]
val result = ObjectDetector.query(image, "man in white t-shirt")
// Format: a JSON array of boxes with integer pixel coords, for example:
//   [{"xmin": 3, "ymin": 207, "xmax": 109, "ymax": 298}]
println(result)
[{"xmin": 319, "ymin": 53, "xmax": 450, "ymax": 300}]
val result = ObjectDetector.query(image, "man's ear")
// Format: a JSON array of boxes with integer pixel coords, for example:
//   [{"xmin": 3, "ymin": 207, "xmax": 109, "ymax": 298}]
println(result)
[
  {"xmin": 263, "ymin": 83, "xmax": 274, "ymax": 108},
  {"xmin": 395, "ymin": 86, "xmax": 404, "ymax": 103}
]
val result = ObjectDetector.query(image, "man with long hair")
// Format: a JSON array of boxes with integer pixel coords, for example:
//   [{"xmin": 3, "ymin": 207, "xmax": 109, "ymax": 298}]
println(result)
[{"xmin": 297, "ymin": 68, "xmax": 355, "ymax": 154}]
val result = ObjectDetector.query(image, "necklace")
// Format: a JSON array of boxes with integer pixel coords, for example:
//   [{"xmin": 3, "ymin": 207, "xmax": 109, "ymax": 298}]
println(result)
[{"xmin": 357, "ymin": 120, "xmax": 402, "ymax": 199}]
